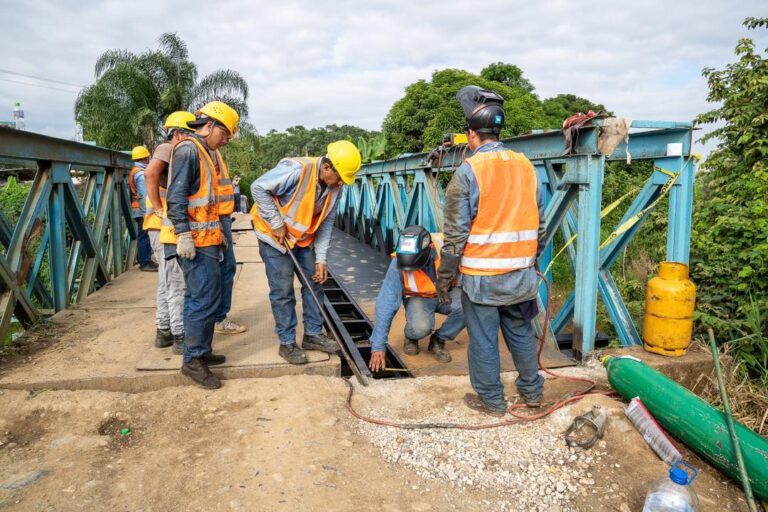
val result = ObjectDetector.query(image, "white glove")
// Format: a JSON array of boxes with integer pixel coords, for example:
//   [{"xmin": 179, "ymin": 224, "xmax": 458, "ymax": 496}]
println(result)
[{"xmin": 176, "ymin": 232, "xmax": 196, "ymax": 260}]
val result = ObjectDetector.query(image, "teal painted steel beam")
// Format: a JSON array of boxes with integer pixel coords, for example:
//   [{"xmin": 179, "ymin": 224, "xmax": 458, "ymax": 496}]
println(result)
[
  {"xmin": 571, "ymin": 155, "xmax": 605, "ymax": 356},
  {"xmin": 48, "ymin": 180, "xmax": 68, "ymax": 311},
  {"xmin": 0, "ymin": 126, "xmax": 132, "ymax": 168}
]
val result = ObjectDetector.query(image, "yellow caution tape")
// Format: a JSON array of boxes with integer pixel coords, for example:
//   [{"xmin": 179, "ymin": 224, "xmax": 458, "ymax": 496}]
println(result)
[{"xmin": 542, "ymin": 157, "xmax": 693, "ymax": 276}]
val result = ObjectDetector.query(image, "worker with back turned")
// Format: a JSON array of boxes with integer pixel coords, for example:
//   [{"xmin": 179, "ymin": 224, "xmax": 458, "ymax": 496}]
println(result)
[{"xmin": 436, "ymin": 85, "xmax": 547, "ymax": 416}]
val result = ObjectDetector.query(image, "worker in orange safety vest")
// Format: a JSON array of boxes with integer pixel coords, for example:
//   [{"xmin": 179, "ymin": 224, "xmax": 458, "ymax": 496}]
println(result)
[
  {"xmin": 435, "ymin": 85, "xmax": 547, "ymax": 417},
  {"xmin": 367, "ymin": 225, "xmax": 465, "ymax": 372}
]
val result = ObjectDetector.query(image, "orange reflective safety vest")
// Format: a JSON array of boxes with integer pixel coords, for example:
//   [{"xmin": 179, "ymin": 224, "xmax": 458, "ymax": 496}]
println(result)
[
  {"xmin": 460, "ymin": 150, "xmax": 539, "ymax": 276},
  {"xmin": 393, "ymin": 233, "xmax": 444, "ymax": 298},
  {"xmin": 250, "ymin": 157, "xmax": 338, "ymax": 249},
  {"xmin": 142, "ymin": 190, "xmax": 166, "ymax": 231},
  {"xmin": 159, "ymin": 138, "xmax": 223, "ymax": 247},
  {"xmin": 213, "ymin": 152, "xmax": 235, "ymax": 216},
  {"xmin": 128, "ymin": 166, "xmax": 143, "ymax": 217}
]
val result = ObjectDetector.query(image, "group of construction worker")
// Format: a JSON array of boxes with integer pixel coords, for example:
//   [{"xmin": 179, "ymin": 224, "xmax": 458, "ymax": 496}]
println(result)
[{"xmin": 128, "ymin": 84, "xmax": 545, "ymax": 417}]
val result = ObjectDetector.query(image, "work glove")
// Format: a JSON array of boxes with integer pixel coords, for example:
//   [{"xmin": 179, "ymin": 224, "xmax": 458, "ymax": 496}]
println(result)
[
  {"xmin": 176, "ymin": 232, "xmax": 196, "ymax": 260},
  {"xmin": 436, "ymin": 251, "xmax": 461, "ymax": 305}
]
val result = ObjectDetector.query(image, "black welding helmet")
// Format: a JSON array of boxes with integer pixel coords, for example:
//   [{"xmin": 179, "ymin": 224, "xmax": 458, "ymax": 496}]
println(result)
[
  {"xmin": 395, "ymin": 225, "xmax": 432, "ymax": 271},
  {"xmin": 456, "ymin": 85, "xmax": 506, "ymax": 135}
]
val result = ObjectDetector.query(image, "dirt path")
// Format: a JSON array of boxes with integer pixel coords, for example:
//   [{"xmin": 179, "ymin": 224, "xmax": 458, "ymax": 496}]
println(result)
[{"xmin": 0, "ymin": 374, "xmax": 750, "ymax": 511}]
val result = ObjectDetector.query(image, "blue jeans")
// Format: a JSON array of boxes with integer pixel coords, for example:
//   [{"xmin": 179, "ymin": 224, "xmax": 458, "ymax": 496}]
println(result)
[
  {"xmin": 215, "ymin": 216, "xmax": 236, "ymax": 323},
  {"xmin": 259, "ymin": 241, "xmax": 324, "ymax": 345},
  {"xmin": 462, "ymin": 290, "xmax": 544, "ymax": 411},
  {"xmin": 404, "ymin": 288, "xmax": 465, "ymax": 341},
  {"xmin": 135, "ymin": 217, "xmax": 153, "ymax": 267},
  {"xmin": 178, "ymin": 253, "xmax": 222, "ymax": 363}
]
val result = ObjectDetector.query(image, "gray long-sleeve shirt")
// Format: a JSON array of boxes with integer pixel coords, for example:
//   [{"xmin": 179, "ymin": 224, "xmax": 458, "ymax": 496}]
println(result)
[
  {"xmin": 250, "ymin": 159, "xmax": 339, "ymax": 263},
  {"xmin": 443, "ymin": 141, "xmax": 546, "ymax": 306}
]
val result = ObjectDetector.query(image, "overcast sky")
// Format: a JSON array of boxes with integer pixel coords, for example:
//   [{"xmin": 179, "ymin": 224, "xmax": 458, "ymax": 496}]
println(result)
[{"xmin": 1, "ymin": 0, "xmax": 765, "ymax": 155}]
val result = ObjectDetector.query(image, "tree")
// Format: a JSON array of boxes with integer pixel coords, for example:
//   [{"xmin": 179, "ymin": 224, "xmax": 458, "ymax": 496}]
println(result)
[
  {"xmin": 541, "ymin": 94, "xmax": 610, "ymax": 127},
  {"xmin": 357, "ymin": 133, "xmax": 387, "ymax": 163},
  {"xmin": 480, "ymin": 62, "xmax": 535, "ymax": 93},
  {"xmin": 692, "ymin": 17, "xmax": 768, "ymax": 380},
  {"xmin": 382, "ymin": 67, "xmax": 548, "ymax": 155},
  {"xmin": 75, "ymin": 33, "xmax": 249, "ymax": 149}
]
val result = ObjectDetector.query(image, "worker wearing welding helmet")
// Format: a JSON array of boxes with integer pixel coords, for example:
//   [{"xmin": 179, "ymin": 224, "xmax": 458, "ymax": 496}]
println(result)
[
  {"xmin": 435, "ymin": 85, "xmax": 547, "ymax": 416},
  {"xmin": 368, "ymin": 225, "xmax": 466, "ymax": 372}
]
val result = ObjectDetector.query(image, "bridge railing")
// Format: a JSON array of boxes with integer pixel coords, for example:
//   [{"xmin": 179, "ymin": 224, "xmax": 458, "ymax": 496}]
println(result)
[
  {"xmin": 336, "ymin": 120, "xmax": 696, "ymax": 357},
  {"xmin": 0, "ymin": 127, "xmax": 137, "ymax": 344}
]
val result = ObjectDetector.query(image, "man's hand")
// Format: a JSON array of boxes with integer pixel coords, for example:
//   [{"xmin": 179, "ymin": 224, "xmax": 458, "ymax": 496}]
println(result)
[
  {"xmin": 312, "ymin": 262, "xmax": 328, "ymax": 284},
  {"xmin": 176, "ymin": 232, "xmax": 196, "ymax": 260},
  {"xmin": 273, "ymin": 224, "xmax": 287, "ymax": 245},
  {"xmin": 369, "ymin": 350, "xmax": 387, "ymax": 372},
  {"xmin": 436, "ymin": 251, "xmax": 461, "ymax": 305}
]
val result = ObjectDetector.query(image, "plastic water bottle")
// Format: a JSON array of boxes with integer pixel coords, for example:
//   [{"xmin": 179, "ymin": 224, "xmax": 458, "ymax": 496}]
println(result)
[
  {"xmin": 13, "ymin": 101, "xmax": 25, "ymax": 130},
  {"xmin": 642, "ymin": 461, "xmax": 700, "ymax": 512}
]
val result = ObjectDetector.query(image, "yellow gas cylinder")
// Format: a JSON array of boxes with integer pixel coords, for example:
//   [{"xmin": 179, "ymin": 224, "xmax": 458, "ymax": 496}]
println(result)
[{"xmin": 642, "ymin": 261, "xmax": 696, "ymax": 356}]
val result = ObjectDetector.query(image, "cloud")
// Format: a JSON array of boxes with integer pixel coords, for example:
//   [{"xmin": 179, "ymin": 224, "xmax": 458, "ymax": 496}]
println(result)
[{"xmin": 0, "ymin": 0, "xmax": 765, "ymax": 156}]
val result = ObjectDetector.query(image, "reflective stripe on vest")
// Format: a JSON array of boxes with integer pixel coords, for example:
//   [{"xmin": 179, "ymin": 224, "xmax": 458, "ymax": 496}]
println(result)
[
  {"xmin": 159, "ymin": 138, "xmax": 223, "ymax": 247},
  {"xmin": 250, "ymin": 157, "xmax": 339, "ymax": 248},
  {"xmin": 143, "ymin": 189, "xmax": 166, "ymax": 231},
  {"xmin": 460, "ymin": 150, "xmax": 539, "ymax": 276},
  {"xmin": 128, "ymin": 167, "xmax": 143, "ymax": 216},
  {"xmin": 215, "ymin": 153, "xmax": 235, "ymax": 216}
]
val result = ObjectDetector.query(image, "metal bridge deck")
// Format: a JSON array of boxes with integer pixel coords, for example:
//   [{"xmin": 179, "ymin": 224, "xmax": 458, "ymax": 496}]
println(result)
[{"xmin": 0, "ymin": 215, "xmax": 572, "ymax": 392}]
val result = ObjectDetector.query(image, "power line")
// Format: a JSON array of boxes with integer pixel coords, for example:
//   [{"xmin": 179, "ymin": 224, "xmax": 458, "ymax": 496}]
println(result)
[
  {"xmin": 0, "ymin": 77, "xmax": 81, "ymax": 94},
  {"xmin": 0, "ymin": 68, "xmax": 85, "ymax": 88}
]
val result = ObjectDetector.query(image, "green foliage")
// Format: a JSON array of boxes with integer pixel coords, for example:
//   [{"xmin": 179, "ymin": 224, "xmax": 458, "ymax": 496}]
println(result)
[
  {"xmin": 75, "ymin": 33, "xmax": 249, "ymax": 150},
  {"xmin": 382, "ymin": 64, "xmax": 606, "ymax": 156},
  {"xmin": 479, "ymin": 62, "xmax": 535, "ymax": 93},
  {"xmin": 692, "ymin": 17, "xmax": 768, "ymax": 381},
  {"xmin": 382, "ymin": 67, "xmax": 549, "ymax": 155},
  {"xmin": 358, "ymin": 133, "xmax": 387, "ymax": 163},
  {"xmin": 0, "ymin": 177, "xmax": 31, "ymax": 224},
  {"xmin": 541, "ymin": 94, "xmax": 611, "ymax": 126}
]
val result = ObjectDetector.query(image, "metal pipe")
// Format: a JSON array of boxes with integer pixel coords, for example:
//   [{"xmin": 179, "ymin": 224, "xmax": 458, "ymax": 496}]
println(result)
[
  {"xmin": 708, "ymin": 328, "xmax": 758, "ymax": 512},
  {"xmin": 282, "ymin": 240, "xmax": 369, "ymax": 386}
]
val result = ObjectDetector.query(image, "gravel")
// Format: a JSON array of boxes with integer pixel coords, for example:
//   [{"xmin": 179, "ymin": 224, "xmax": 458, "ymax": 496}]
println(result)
[{"xmin": 348, "ymin": 373, "xmax": 611, "ymax": 512}]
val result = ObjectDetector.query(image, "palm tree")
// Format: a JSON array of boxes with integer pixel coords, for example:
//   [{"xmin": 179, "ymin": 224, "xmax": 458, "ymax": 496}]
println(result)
[{"xmin": 75, "ymin": 33, "xmax": 249, "ymax": 149}]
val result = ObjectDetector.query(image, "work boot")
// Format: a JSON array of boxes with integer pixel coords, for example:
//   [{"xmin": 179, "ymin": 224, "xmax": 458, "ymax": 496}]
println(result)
[
  {"xmin": 155, "ymin": 328, "xmax": 173, "ymax": 348},
  {"xmin": 140, "ymin": 262, "xmax": 159, "ymax": 272},
  {"xmin": 200, "ymin": 352, "xmax": 226, "ymax": 366},
  {"xmin": 172, "ymin": 333, "xmax": 184, "ymax": 355},
  {"xmin": 181, "ymin": 358, "xmax": 221, "ymax": 389},
  {"xmin": 302, "ymin": 333, "xmax": 339, "ymax": 354},
  {"xmin": 403, "ymin": 338, "xmax": 419, "ymax": 356},
  {"xmin": 428, "ymin": 333, "xmax": 452, "ymax": 363},
  {"xmin": 214, "ymin": 317, "xmax": 247, "ymax": 334},
  {"xmin": 463, "ymin": 393, "xmax": 506, "ymax": 417},
  {"xmin": 279, "ymin": 343, "xmax": 308, "ymax": 365}
]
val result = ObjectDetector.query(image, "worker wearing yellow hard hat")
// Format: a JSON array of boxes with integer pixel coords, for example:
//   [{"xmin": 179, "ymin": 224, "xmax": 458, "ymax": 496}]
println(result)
[
  {"xmin": 129, "ymin": 145, "xmax": 155, "ymax": 272},
  {"xmin": 250, "ymin": 139, "xmax": 362, "ymax": 364},
  {"xmin": 143, "ymin": 111, "xmax": 196, "ymax": 352},
  {"xmin": 161, "ymin": 100, "xmax": 240, "ymax": 389},
  {"xmin": 184, "ymin": 101, "xmax": 248, "ymax": 337}
]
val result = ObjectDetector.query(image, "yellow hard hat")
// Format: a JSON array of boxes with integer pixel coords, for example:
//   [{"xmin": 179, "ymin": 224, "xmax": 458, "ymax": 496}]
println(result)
[
  {"xmin": 131, "ymin": 146, "xmax": 150, "ymax": 160},
  {"xmin": 195, "ymin": 101, "xmax": 240, "ymax": 135},
  {"xmin": 327, "ymin": 140, "xmax": 362, "ymax": 185},
  {"xmin": 163, "ymin": 111, "xmax": 196, "ymax": 131}
]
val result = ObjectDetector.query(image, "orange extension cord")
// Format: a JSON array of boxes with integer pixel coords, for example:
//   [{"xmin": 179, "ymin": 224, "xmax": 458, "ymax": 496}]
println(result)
[{"xmin": 343, "ymin": 271, "xmax": 610, "ymax": 430}]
